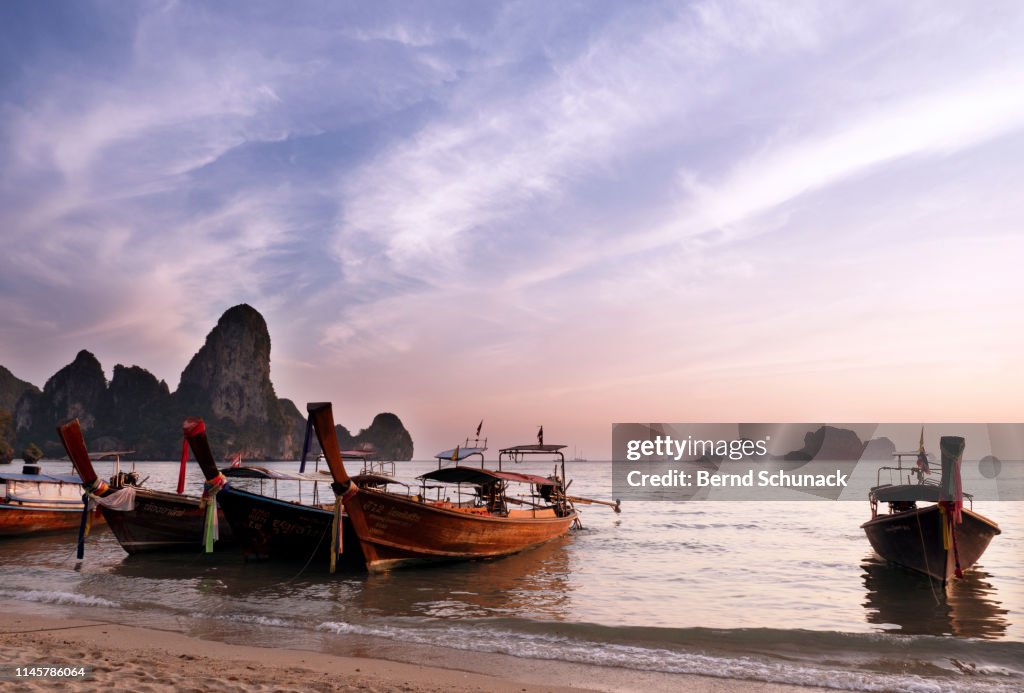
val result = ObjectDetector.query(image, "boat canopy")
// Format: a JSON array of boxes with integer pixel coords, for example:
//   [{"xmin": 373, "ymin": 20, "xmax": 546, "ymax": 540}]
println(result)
[
  {"xmin": 0, "ymin": 472, "xmax": 83, "ymax": 484},
  {"xmin": 340, "ymin": 450, "xmax": 377, "ymax": 460},
  {"xmin": 433, "ymin": 446, "xmax": 487, "ymax": 461},
  {"xmin": 419, "ymin": 465, "xmax": 555, "ymax": 487},
  {"xmin": 88, "ymin": 450, "xmax": 135, "ymax": 460},
  {"xmin": 352, "ymin": 472, "xmax": 408, "ymax": 487},
  {"xmin": 221, "ymin": 466, "xmax": 323, "ymax": 482}
]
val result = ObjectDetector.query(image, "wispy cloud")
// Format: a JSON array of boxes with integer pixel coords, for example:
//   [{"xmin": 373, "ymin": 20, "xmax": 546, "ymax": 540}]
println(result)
[{"xmin": 2, "ymin": 1, "xmax": 1023, "ymax": 454}]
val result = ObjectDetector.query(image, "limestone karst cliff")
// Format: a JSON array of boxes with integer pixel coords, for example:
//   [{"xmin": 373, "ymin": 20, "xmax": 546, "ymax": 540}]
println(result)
[{"xmin": 8, "ymin": 305, "xmax": 413, "ymax": 460}]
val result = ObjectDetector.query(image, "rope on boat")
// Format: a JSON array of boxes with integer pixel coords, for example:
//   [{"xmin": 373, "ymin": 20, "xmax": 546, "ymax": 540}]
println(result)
[
  {"xmin": 280, "ymin": 516, "xmax": 332, "ymax": 583},
  {"xmin": 328, "ymin": 480, "xmax": 359, "ymax": 574},
  {"xmin": 200, "ymin": 473, "xmax": 227, "ymax": 553},
  {"xmin": 913, "ymin": 509, "xmax": 941, "ymax": 605}
]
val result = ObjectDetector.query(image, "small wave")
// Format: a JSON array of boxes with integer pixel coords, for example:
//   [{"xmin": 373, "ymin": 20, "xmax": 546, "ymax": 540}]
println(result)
[
  {"xmin": 0, "ymin": 588, "xmax": 118, "ymax": 608},
  {"xmin": 316, "ymin": 619, "xmax": 1021, "ymax": 693},
  {"xmin": 652, "ymin": 522, "xmax": 761, "ymax": 530},
  {"xmin": 192, "ymin": 611, "xmax": 294, "ymax": 629}
]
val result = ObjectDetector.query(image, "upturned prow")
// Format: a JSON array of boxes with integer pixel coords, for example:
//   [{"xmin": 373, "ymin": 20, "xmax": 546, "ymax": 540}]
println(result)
[
  {"xmin": 182, "ymin": 417, "xmax": 221, "ymax": 481},
  {"xmin": 56, "ymin": 418, "xmax": 100, "ymax": 487},
  {"xmin": 307, "ymin": 402, "xmax": 351, "ymax": 487},
  {"xmin": 940, "ymin": 436, "xmax": 966, "ymax": 495}
]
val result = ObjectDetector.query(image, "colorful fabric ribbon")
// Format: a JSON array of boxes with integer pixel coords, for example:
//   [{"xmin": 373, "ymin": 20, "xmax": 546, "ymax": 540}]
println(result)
[
  {"xmin": 93, "ymin": 485, "xmax": 136, "ymax": 511},
  {"xmin": 940, "ymin": 503, "xmax": 964, "ymax": 579},
  {"xmin": 200, "ymin": 473, "xmax": 227, "ymax": 553},
  {"xmin": 330, "ymin": 493, "xmax": 344, "ymax": 574}
]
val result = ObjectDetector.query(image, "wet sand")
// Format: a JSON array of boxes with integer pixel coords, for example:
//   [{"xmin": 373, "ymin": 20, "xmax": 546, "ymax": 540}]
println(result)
[{"xmin": 0, "ymin": 610, "xmax": 834, "ymax": 692}]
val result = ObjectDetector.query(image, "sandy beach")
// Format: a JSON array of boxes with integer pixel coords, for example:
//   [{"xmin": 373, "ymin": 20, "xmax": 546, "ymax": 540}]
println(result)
[{"xmin": 0, "ymin": 610, "xmax": 836, "ymax": 692}]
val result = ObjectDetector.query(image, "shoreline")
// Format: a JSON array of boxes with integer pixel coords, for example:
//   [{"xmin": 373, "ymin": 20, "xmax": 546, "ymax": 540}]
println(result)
[{"xmin": 0, "ymin": 609, "xmax": 833, "ymax": 692}]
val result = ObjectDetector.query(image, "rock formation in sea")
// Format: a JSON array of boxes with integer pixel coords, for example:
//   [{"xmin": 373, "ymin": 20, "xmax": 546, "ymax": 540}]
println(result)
[
  {"xmin": 0, "ymin": 408, "xmax": 13, "ymax": 463},
  {"xmin": 783, "ymin": 425, "xmax": 866, "ymax": 461},
  {"xmin": 337, "ymin": 412, "xmax": 415, "ymax": 461},
  {"xmin": 102, "ymin": 365, "xmax": 175, "ymax": 456},
  {"xmin": 0, "ymin": 365, "xmax": 39, "ymax": 413},
  {"xmin": 7, "ymin": 305, "xmax": 414, "ymax": 460},
  {"xmin": 14, "ymin": 350, "xmax": 111, "ymax": 456},
  {"xmin": 861, "ymin": 436, "xmax": 897, "ymax": 461},
  {"xmin": 0, "ymin": 365, "xmax": 37, "ymax": 463},
  {"xmin": 174, "ymin": 304, "xmax": 296, "ymax": 459}
]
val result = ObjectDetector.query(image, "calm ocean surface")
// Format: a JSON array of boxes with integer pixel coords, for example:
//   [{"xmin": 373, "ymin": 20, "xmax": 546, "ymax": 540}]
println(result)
[{"xmin": 2, "ymin": 458, "xmax": 1022, "ymax": 692}]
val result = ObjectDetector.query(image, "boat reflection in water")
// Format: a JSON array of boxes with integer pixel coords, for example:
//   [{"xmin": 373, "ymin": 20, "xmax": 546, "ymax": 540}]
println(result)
[
  {"xmin": 354, "ymin": 534, "xmax": 574, "ymax": 620},
  {"xmin": 861, "ymin": 555, "xmax": 1009, "ymax": 640}
]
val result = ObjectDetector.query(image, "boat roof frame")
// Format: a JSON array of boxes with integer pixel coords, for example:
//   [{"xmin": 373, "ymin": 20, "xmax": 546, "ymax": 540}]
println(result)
[
  {"xmin": 433, "ymin": 446, "xmax": 487, "ymax": 468},
  {"xmin": 498, "ymin": 444, "xmax": 567, "ymax": 464},
  {"xmin": 221, "ymin": 465, "xmax": 327, "ymax": 483},
  {"xmin": 0, "ymin": 471, "xmax": 84, "ymax": 484}
]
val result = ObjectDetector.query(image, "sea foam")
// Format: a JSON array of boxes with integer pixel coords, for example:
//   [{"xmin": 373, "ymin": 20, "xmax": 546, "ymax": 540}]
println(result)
[
  {"xmin": 0, "ymin": 588, "xmax": 118, "ymax": 608},
  {"xmin": 316, "ymin": 619, "xmax": 1020, "ymax": 693}
]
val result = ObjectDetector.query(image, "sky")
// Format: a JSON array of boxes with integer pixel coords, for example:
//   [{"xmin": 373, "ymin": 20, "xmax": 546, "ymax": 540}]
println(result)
[{"xmin": 1, "ymin": 1, "xmax": 1022, "ymax": 458}]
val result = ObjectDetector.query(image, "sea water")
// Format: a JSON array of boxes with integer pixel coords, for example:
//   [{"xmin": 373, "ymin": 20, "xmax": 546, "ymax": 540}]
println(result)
[{"xmin": 2, "ymin": 458, "xmax": 1022, "ymax": 692}]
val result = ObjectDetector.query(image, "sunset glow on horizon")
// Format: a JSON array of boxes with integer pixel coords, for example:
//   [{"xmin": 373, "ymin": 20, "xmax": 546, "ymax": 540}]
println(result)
[{"xmin": 2, "ymin": 2, "xmax": 1022, "ymax": 457}]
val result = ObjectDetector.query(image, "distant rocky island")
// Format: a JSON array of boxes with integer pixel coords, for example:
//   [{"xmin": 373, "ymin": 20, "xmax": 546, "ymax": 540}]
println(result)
[{"xmin": 0, "ymin": 305, "xmax": 413, "ymax": 462}]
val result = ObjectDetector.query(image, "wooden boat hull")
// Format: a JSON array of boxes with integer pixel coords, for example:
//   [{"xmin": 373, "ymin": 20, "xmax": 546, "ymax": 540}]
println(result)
[
  {"xmin": 0, "ymin": 503, "xmax": 103, "ymax": 537},
  {"xmin": 216, "ymin": 486, "xmax": 362, "ymax": 568},
  {"xmin": 862, "ymin": 505, "xmax": 1000, "ymax": 583},
  {"xmin": 343, "ymin": 487, "xmax": 577, "ymax": 572},
  {"xmin": 101, "ymin": 488, "xmax": 234, "ymax": 554}
]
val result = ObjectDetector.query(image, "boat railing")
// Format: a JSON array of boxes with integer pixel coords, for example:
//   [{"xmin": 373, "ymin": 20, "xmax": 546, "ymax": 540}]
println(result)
[
  {"xmin": 497, "ymin": 444, "xmax": 566, "ymax": 465},
  {"xmin": 223, "ymin": 467, "xmax": 338, "ymax": 507},
  {"xmin": 870, "ymin": 451, "xmax": 975, "ymax": 513},
  {"xmin": 497, "ymin": 445, "xmax": 569, "ymax": 503},
  {"xmin": 360, "ymin": 459, "xmax": 396, "ymax": 477},
  {"xmin": 416, "ymin": 482, "xmax": 487, "ymax": 509},
  {"xmin": 873, "ymin": 451, "xmax": 935, "ymax": 488},
  {"xmin": 416, "ymin": 476, "xmax": 547, "ymax": 517}
]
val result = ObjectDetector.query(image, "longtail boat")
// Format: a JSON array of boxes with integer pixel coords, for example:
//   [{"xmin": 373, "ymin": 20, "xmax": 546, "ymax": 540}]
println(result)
[
  {"xmin": 56, "ymin": 418, "xmax": 235, "ymax": 555},
  {"xmin": 182, "ymin": 417, "xmax": 362, "ymax": 569},
  {"xmin": 862, "ymin": 435, "xmax": 1000, "ymax": 583},
  {"xmin": 0, "ymin": 463, "xmax": 101, "ymax": 537},
  {"xmin": 309, "ymin": 402, "xmax": 615, "ymax": 572}
]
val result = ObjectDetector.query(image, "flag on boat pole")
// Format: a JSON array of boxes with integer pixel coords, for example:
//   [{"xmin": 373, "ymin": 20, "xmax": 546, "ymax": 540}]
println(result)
[
  {"xmin": 537, "ymin": 426, "xmax": 544, "ymax": 446},
  {"xmin": 476, "ymin": 420, "xmax": 483, "ymax": 437},
  {"xmin": 916, "ymin": 426, "xmax": 930, "ymax": 475}
]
